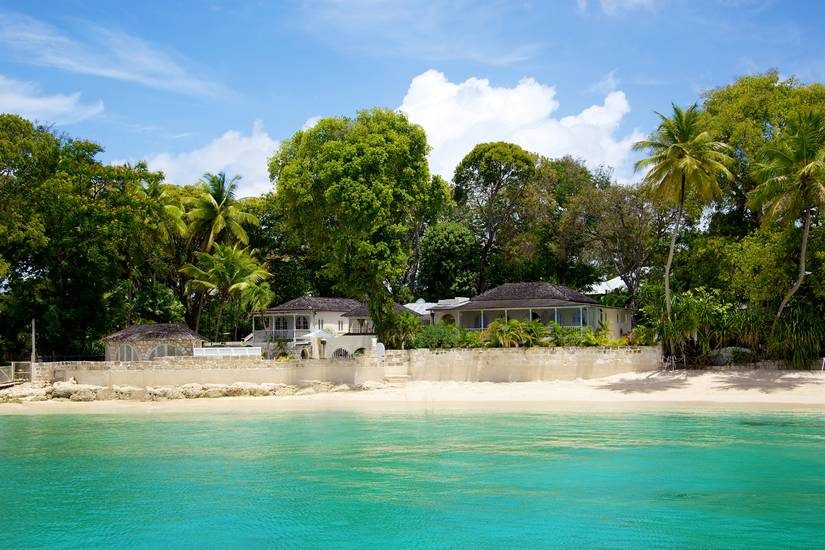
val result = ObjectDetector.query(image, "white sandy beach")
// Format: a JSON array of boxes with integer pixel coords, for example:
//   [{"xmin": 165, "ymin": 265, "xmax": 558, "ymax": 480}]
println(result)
[{"xmin": 2, "ymin": 369, "xmax": 825, "ymax": 414}]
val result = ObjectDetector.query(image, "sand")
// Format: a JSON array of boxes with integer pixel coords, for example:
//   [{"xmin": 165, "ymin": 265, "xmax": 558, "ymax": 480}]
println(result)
[{"xmin": 2, "ymin": 370, "xmax": 825, "ymax": 415}]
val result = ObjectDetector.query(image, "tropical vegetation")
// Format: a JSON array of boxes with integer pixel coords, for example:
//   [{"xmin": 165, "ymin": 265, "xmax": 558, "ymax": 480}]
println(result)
[{"xmin": 1, "ymin": 70, "xmax": 824, "ymax": 366}]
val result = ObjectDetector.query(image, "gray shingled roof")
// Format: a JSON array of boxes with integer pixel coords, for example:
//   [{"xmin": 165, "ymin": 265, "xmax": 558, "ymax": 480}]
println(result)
[
  {"xmin": 431, "ymin": 282, "xmax": 598, "ymax": 311},
  {"xmin": 104, "ymin": 323, "xmax": 205, "ymax": 342},
  {"xmin": 261, "ymin": 296, "xmax": 361, "ymax": 313}
]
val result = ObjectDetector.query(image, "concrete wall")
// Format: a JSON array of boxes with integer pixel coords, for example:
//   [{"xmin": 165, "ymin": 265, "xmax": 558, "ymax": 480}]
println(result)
[
  {"xmin": 386, "ymin": 347, "xmax": 660, "ymax": 382},
  {"xmin": 43, "ymin": 356, "xmax": 384, "ymax": 387},
  {"xmin": 31, "ymin": 346, "xmax": 661, "ymax": 387}
]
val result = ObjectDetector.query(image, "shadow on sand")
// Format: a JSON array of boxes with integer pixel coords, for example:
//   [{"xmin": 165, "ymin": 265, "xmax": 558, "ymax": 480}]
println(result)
[
  {"xmin": 597, "ymin": 371, "xmax": 691, "ymax": 394},
  {"xmin": 713, "ymin": 370, "xmax": 824, "ymax": 393}
]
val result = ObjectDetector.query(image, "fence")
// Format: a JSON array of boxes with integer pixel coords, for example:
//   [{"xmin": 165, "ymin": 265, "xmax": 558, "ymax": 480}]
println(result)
[
  {"xmin": 1, "ymin": 363, "xmax": 32, "ymax": 384},
  {"xmin": 194, "ymin": 347, "xmax": 262, "ymax": 357}
]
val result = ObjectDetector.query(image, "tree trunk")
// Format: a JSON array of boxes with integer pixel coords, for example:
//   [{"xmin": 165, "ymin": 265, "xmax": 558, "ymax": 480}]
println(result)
[
  {"xmin": 214, "ymin": 299, "xmax": 226, "ymax": 342},
  {"xmin": 772, "ymin": 206, "xmax": 812, "ymax": 333},
  {"xmin": 477, "ymin": 232, "xmax": 496, "ymax": 293},
  {"xmin": 663, "ymin": 176, "xmax": 686, "ymax": 355}
]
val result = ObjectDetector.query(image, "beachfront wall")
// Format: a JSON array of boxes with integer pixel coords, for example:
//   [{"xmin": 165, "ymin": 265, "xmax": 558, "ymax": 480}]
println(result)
[
  {"xmin": 39, "ymin": 357, "xmax": 385, "ymax": 387},
  {"xmin": 385, "ymin": 347, "xmax": 660, "ymax": 382},
  {"xmin": 31, "ymin": 346, "xmax": 661, "ymax": 387}
]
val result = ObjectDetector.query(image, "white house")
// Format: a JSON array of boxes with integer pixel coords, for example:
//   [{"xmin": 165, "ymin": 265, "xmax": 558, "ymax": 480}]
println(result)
[
  {"xmin": 428, "ymin": 282, "xmax": 633, "ymax": 339},
  {"xmin": 251, "ymin": 296, "xmax": 361, "ymax": 343}
]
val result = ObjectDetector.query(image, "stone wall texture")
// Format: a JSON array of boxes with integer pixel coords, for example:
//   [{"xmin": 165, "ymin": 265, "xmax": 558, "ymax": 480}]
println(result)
[
  {"xmin": 26, "ymin": 346, "xmax": 662, "ymax": 387},
  {"xmin": 387, "ymin": 346, "xmax": 661, "ymax": 382}
]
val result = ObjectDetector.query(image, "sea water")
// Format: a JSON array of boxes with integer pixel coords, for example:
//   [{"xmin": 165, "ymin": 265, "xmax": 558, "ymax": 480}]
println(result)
[{"xmin": 1, "ymin": 410, "xmax": 825, "ymax": 548}]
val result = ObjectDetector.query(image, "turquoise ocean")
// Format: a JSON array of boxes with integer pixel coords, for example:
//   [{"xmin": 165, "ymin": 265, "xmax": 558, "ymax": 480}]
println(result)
[{"xmin": 2, "ymin": 410, "xmax": 825, "ymax": 548}]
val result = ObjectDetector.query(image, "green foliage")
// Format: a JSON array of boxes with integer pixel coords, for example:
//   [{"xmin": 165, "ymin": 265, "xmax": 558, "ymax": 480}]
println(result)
[
  {"xmin": 769, "ymin": 300, "xmax": 825, "ymax": 368},
  {"xmin": 270, "ymin": 108, "xmax": 431, "ymax": 341},
  {"xmin": 418, "ymin": 222, "xmax": 479, "ymax": 300},
  {"xmin": 382, "ymin": 312, "xmax": 422, "ymax": 350},
  {"xmin": 412, "ymin": 322, "xmax": 461, "ymax": 349},
  {"xmin": 188, "ymin": 172, "xmax": 260, "ymax": 251}
]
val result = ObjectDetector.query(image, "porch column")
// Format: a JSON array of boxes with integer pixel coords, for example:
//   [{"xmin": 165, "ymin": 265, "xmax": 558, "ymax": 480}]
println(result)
[
  {"xmin": 580, "ymin": 307, "xmax": 584, "ymax": 330},
  {"xmin": 554, "ymin": 308, "xmax": 558, "ymax": 324},
  {"xmin": 480, "ymin": 310, "xmax": 485, "ymax": 329},
  {"xmin": 504, "ymin": 309, "xmax": 509, "ymax": 322},
  {"xmin": 528, "ymin": 308, "xmax": 533, "ymax": 321},
  {"xmin": 457, "ymin": 311, "xmax": 461, "ymax": 328},
  {"xmin": 292, "ymin": 313, "xmax": 297, "ymax": 342}
]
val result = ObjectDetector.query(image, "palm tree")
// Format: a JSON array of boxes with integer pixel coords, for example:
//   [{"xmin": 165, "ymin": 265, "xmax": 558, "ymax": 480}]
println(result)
[
  {"xmin": 180, "ymin": 244, "xmax": 270, "ymax": 341},
  {"xmin": 633, "ymin": 104, "xmax": 733, "ymax": 332},
  {"xmin": 750, "ymin": 111, "xmax": 825, "ymax": 331},
  {"xmin": 188, "ymin": 172, "xmax": 259, "ymax": 251}
]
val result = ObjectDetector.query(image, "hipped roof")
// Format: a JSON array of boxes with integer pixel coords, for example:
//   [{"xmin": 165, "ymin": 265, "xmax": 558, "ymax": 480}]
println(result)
[
  {"xmin": 430, "ymin": 282, "xmax": 599, "ymax": 312},
  {"xmin": 259, "ymin": 296, "xmax": 361, "ymax": 314}
]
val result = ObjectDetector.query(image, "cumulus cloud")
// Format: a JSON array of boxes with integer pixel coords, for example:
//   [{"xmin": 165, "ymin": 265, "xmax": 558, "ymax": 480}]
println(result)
[
  {"xmin": 144, "ymin": 121, "xmax": 277, "ymax": 197},
  {"xmin": 399, "ymin": 69, "xmax": 643, "ymax": 182},
  {"xmin": 0, "ymin": 74, "xmax": 103, "ymax": 124}
]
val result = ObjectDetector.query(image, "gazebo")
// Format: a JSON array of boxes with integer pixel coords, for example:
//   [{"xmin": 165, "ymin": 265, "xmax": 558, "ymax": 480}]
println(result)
[{"xmin": 103, "ymin": 323, "xmax": 206, "ymax": 361}]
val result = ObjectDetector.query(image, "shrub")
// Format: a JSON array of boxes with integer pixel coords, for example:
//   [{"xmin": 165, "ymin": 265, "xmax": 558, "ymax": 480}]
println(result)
[{"xmin": 411, "ymin": 322, "xmax": 460, "ymax": 349}]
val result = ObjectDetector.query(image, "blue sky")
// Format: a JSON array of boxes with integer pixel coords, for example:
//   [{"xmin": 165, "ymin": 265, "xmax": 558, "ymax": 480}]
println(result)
[{"xmin": 1, "ymin": 0, "xmax": 823, "ymax": 195}]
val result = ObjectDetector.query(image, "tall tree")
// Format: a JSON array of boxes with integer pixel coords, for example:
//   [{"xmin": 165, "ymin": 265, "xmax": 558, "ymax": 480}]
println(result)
[
  {"xmin": 269, "ymin": 109, "xmax": 431, "ymax": 341},
  {"xmin": 750, "ymin": 111, "xmax": 825, "ymax": 330},
  {"xmin": 188, "ymin": 172, "xmax": 259, "ymax": 251},
  {"xmin": 562, "ymin": 184, "xmax": 672, "ymax": 308},
  {"xmin": 180, "ymin": 244, "xmax": 270, "ymax": 341},
  {"xmin": 634, "ymin": 104, "xmax": 733, "ymax": 337},
  {"xmin": 418, "ymin": 222, "xmax": 479, "ymax": 300},
  {"xmin": 453, "ymin": 142, "xmax": 536, "ymax": 292}
]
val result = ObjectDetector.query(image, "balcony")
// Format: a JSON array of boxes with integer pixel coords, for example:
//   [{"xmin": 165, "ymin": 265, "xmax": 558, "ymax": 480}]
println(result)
[{"xmin": 252, "ymin": 329, "xmax": 311, "ymax": 342}]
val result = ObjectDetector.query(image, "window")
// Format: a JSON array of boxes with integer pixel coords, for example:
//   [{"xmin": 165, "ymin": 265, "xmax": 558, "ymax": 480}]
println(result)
[
  {"xmin": 296, "ymin": 316, "xmax": 309, "ymax": 330},
  {"xmin": 338, "ymin": 320, "xmax": 344, "ymax": 331},
  {"xmin": 441, "ymin": 314, "xmax": 455, "ymax": 325},
  {"xmin": 274, "ymin": 317, "xmax": 287, "ymax": 331}
]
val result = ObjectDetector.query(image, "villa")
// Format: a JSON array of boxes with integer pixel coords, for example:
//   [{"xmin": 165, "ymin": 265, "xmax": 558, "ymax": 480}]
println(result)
[
  {"xmin": 428, "ymin": 282, "xmax": 633, "ymax": 339},
  {"xmin": 251, "ymin": 296, "xmax": 361, "ymax": 343}
]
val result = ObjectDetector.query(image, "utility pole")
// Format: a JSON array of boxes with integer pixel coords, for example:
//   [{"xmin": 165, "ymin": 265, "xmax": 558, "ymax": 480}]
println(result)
[{"xmin": 30, "ymin": 318, "xmax": 36, "ymax": 364}]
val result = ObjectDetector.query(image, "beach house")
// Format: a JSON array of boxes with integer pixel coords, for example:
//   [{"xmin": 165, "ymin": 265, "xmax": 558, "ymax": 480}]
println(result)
[
  {"xmin": 428, "ymin": 282, "xmax": 633, "ymax": 339},
  {"xmin": 251, "ymin": 296, "xmax": 361, "ymax": 343}
]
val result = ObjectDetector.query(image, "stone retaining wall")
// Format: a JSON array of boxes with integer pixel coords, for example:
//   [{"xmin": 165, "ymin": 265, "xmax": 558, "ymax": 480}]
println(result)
[
  {"xmin": 25, "ymin": 346, "xmax": 663, "ymax": 387},
  {"xmin": 387, "ymin": 346, "xmax": 661, "ymax": 382}
]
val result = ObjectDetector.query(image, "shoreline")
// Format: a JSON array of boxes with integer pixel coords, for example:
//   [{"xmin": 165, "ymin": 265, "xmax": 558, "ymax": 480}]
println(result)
[{"xmin": 3, "ymin": 370, "xmax": 825, "ymax": 415}]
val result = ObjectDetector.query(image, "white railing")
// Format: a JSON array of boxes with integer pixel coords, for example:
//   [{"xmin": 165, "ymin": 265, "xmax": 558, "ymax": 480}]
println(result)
[
  {"xmin": 194, "ymin": 347, "xmax": 262, "ymax": 357},
  {"xmin": 251, "ymin": 329, "xmax": 311, "ymax": 342}
]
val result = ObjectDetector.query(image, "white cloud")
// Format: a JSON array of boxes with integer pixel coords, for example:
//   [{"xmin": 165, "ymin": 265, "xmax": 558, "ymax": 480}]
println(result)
[
  {"xmin": 0, "ymin": 74, "xmax": 103, "ymax": 124},
  {"xmin": 399, "ymin": 69, "xmax": 644, "ymax": 183},
  {"xmin": 144, "ymin": 121, "xmax": 277, "ymax": 197},
  {"xmin": 301, "ymin": 1, "xmax": 540, "ymax": 66},
  {"xmin": 0, "ymin": 11, "xmax": 223, "ymax": 96},
  {"xmin": 301, "ymin": 115, "xmax": 322, "ymax": 130},
  {"xmin": 577, "ymin": 0, "xmax": 658, "ymax": 14},
  {"xmin": 599, "ymin": 0, "xmax": 658, "ymax": 15},
  {"xmin": 591, "ymin": 69, "xmax": 619, "ymax": 94}
]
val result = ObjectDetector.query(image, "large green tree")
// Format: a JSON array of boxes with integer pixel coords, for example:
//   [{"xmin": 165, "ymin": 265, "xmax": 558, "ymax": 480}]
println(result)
[
  {"xmin": 453, "ymin": 142, "xmax": 536, "ymax": 292},
  {"xmin": 634, "ymin": 104, "xmax": 733, "ymax": 334},
  {"xmin": 418, "ymin": 222, "xmax": 479, "ymax": 300},
  {"xmin": 750, "ymin": 111, "xmax": 825, "ymax": 329},
  {"xmin": 269, "ymin": 108, "xmax": 431, "ymax": 341}
]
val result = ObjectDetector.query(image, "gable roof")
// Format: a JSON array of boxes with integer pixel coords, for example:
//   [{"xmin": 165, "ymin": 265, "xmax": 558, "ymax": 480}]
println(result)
[
  {"xmin": 431, "ymin": 282, "xmax": 599, "ymax": 311},
  {"xmin": 104, "ymin": 323, "xmax": 205, "ymax": 342},
  {"xmin": 261, "ymin": 296, "xmax": 361, "ymax": 314}
]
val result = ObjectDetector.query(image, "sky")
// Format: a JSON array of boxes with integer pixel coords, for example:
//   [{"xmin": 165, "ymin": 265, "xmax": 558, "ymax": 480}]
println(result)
[{"xmin": 1, "ymin": 0, "xmax": 823, "ymax": 196}]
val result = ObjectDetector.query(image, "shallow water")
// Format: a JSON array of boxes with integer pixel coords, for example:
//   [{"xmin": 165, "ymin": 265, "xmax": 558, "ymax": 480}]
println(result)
[{"xmin": 2, "ymin": 410, "xmax": 825, "ymax": 548}]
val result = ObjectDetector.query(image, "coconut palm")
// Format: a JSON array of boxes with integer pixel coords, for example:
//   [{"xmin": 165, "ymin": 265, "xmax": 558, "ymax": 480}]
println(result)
[
  {"xmin": 188, "ymin": 172, "xmax": 259, "ymax": 251},
  {"xmin": 750, "ymin": 111, "xmax": 825, "ymax": 330},
  {"xmin": 180, "ymin": 244, "xmax": 270, "ymax": 341},
  {"xmin": 633, "ymin": 104, "xmax": 733, "ymax": 333}
]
